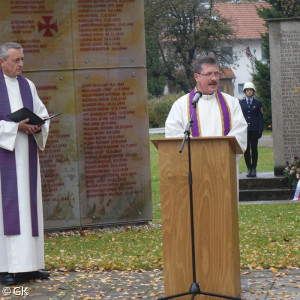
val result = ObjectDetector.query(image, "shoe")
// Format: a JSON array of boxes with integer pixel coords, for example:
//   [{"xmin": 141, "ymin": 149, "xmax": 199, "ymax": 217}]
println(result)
[
  {"xmin": 16, "ymin": 270, "xmax": 50, "ymax": 281},
  {"xmin": 246, "ymin": 168, "xmax": 252, "ymax": 177},
  {"xmin": 1, "ymin": 273, "xmax": 18, "ymax": 286},
  {"xmin": 250, "ymin": 169, "xmax": 256, "ymax": 177},
  {"xmin": 36, "ymin": 270, "xmax": 50, "ymax": 279}
]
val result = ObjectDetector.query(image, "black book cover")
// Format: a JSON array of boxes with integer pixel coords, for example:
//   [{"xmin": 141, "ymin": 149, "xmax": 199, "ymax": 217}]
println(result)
[{"xmin": 7, "ymin": 108, "xmax": 61, "ymax": 125}]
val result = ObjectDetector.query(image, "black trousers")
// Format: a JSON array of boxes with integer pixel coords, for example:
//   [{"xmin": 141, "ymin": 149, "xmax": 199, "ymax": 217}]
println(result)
[{"xmin": 244, "ymin": 130, "xmax": 259, "ymax": 169}]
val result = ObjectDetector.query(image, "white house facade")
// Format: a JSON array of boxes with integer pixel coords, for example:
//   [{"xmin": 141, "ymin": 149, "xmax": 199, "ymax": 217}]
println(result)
[
  {"xmin": 215, "ymin": 1, "xmax": 270, "ymax": 98},
  {"xmin": 232, "ymin": 39, "xmax": 266, "ymax": 98}
]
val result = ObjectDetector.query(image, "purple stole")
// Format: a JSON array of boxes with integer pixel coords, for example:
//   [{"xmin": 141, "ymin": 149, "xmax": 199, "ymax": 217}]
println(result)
[
  {"xmin": 188, "ymin": 88, "xmax": 231, "ymax": 137},
  {"xmin": 0, "ymin": 68, "xmax": 39, "ymax": 237}
]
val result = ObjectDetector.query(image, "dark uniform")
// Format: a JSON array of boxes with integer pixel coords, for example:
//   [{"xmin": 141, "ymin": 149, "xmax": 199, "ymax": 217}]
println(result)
[{"xmin": 239, "ymin": 97, "xmax": 264, "ymax": 177}]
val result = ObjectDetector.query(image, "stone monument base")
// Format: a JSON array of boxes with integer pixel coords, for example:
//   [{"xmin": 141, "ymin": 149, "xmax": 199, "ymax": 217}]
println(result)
[{"xmin": 239, "ymin": 172, "xmax": 294, "ymax": 201}]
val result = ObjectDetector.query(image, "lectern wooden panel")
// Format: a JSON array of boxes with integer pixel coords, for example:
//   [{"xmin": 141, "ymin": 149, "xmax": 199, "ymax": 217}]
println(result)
[{"xmin": 152, "ymin": 137, "xmax": 242, "ymax": 299}]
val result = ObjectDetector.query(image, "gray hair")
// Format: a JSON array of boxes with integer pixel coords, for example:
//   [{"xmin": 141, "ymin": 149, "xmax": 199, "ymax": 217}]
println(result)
[
  {"xmin": 193, "ymin": 55, "xmax": 219, "ymax": 74},
  {"xmin": 0, "ymin": 42, "xmax": 23, "ymax": 60}
]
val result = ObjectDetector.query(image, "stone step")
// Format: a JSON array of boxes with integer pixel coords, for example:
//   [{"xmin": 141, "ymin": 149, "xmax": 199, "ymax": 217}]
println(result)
[
  {"xmin": 238, "ymin": 171, "xmax": 294, "ymax": 201},
  {"xmin": 239, "ymin": 188, "xmax": 294, "ymax": 201},
  {"xmin": 239, "ymin": 176, "xmax": 287, "ymax": 189}
]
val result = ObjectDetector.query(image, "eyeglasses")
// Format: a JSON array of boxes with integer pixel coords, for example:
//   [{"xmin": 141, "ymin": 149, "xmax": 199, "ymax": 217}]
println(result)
[{"xmin": 198, "ymin": 72, "xmax": 221, "ymax": 78}]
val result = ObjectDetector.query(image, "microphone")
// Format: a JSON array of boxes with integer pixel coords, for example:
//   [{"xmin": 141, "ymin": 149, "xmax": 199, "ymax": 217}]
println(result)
[{"xmin": 192, "ymin": 91, "xmax": 202, "ymax": 105}]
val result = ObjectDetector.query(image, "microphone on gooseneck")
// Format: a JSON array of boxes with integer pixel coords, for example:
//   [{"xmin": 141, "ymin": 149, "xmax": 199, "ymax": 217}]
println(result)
[{"xmin": 192, "ymin": 91, "xmax": 202, "ymax": 105}]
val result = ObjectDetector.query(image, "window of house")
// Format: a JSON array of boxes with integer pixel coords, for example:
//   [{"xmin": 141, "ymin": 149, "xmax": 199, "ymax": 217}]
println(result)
[
  {"xmin": 238, "ymin": 83, "xmax": 244, "ymax": 94},
  {"xmin": 221, "ymin": 47, "xmax": 233, "ymax": 64},
  {"xmin": 218, "ymin": 85, "xmax": 224, "ymax": 92}
]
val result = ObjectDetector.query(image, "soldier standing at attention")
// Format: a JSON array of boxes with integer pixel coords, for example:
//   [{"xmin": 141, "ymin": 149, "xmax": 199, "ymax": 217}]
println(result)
[{"xmin": 239, "ymin": 82, "xmax": 264, "ymax": 177}]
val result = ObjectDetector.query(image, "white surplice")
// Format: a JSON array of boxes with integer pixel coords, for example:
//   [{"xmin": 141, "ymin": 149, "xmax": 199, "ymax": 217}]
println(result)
[
  {"xmin": 165, "ymin": 92, "xmax": 247, "ymax": 203},
  {"xmin": 0, "ymin": 75, "xmax": 49, "ymax": 273},
  {"xmin": 165, "ymin": 92, "xmax": 247, "ymax": 152}
]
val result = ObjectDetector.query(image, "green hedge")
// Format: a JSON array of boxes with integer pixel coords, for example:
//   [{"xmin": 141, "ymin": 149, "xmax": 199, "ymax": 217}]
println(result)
[{"xmin": 148, "ymin": 93, "xmax": 183, "ymax": 128}]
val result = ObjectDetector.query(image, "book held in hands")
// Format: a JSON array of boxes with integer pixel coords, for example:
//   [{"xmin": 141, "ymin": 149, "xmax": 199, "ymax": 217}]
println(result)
[{"xmin": 7, "ymin": 108, "xmax": 61, "ymax": 125}]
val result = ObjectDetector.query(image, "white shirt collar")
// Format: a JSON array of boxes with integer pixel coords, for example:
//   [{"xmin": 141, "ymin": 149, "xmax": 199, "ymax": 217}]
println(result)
[{"xmin": 202, "ymin": 93, "xmax": 216, "ymax": 101}]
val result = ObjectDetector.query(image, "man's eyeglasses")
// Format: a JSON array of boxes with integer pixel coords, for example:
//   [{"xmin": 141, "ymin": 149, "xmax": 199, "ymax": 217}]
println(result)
[{"xmin": 198, "ymin": 72, "xmax": 221, "ymax": 78}]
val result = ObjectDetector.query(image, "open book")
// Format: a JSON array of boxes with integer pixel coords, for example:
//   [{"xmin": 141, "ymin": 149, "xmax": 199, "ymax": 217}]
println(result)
[{"xmin": 7, "ymin": 108, "xmax": 61, "ymax": 125}]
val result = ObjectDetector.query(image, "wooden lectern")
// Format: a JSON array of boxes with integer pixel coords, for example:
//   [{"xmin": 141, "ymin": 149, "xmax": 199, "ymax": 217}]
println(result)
[{"xmin": 152, "ymin": 137, "xmax": 242, "ymax": 300}]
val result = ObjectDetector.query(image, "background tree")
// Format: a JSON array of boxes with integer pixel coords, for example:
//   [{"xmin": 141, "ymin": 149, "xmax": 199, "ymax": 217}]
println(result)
[
  {"xmin": 146, "ymin": 33, "xmax": 166, "ymax": 97},
  {"xmin": 144, "ymin": 0, "xmax": 234, "ymax": 93},
  {"xmin": 254, "ymin": 0, "xmax": 300, "ymax": 129}
]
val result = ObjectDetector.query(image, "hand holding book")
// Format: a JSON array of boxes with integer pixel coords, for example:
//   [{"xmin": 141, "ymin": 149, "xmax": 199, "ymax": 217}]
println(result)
[{"xmin": 7, "ymin": 107, "xmax": 62, "ymax": 125}]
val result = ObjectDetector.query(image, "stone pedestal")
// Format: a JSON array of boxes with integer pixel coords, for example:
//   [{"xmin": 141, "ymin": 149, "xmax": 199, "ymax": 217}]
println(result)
[{"xmin": 269, "ymin": 18, "xmax": 300, "ymax": 175}]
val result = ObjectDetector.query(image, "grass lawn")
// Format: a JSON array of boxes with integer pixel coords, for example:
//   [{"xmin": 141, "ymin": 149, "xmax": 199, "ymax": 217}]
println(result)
[{"xmin": 44, "ymin": 133, "xmax": 299, "ymax": 271}]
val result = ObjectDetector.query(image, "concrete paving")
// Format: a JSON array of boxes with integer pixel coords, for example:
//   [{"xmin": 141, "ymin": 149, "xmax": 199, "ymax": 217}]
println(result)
[
  {"xmin": 0, "ymin": 268, "xmax": 299, "ymax": 299},
  {"xmin": 0, "ymin": 269, "xmax": 300, "ymax": 300}
]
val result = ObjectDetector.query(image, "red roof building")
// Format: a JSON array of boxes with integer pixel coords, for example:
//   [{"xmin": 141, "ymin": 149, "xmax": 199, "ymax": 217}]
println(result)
[
  {"xmin": 214, "ymin": 2, "xmax": 270, "ymax": 39},
  {"xmin": 214, "ymin": 1, "xmax": 271, "ymax": 97}
]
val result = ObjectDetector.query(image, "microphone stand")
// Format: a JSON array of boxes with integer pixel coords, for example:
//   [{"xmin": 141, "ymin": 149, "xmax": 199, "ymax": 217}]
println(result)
[{"xmin": 158, "ymin": 102, "xmax": 241, "ymax": 300}]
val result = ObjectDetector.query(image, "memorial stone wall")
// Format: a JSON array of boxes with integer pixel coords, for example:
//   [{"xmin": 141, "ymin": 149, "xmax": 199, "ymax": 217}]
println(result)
[
  {"xmin": 0, "ymin": 0, "xmax": 152, "ymax": 229},
  {"xmin": 269, "ymin": 18, "xmax": 300, "ymax": 175}
]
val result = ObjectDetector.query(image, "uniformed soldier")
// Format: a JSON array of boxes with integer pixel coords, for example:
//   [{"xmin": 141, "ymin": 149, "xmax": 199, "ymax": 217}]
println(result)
[{"xmin": 239, "ymin": 82, "xmax": 264, "ymax": 177}]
